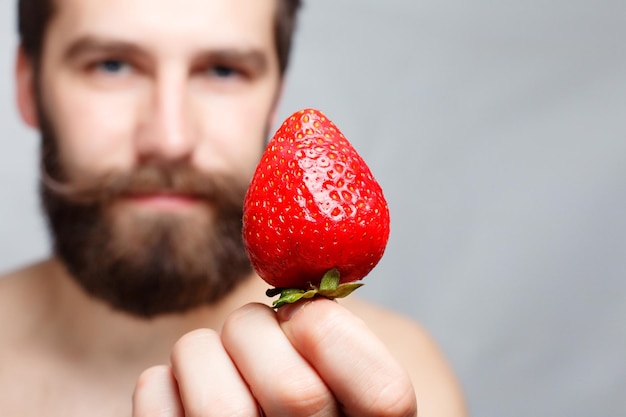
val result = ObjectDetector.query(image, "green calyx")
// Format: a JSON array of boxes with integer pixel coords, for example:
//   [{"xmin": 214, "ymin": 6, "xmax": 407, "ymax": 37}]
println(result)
[{"xmin": 266, "ymin": 268, "xmax": 364, "ymax": 308}]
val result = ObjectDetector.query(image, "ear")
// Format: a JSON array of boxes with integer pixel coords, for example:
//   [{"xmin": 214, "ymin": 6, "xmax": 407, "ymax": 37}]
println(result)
[{"xmin": 15, "ymin": 47, "xmax": 39, "ymax": 128}]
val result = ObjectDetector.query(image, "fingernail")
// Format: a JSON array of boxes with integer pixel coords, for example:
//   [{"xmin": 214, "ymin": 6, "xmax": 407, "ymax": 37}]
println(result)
[{"xmin": 277, "ymin": 300, "xmax": 311, "ymax": 322}]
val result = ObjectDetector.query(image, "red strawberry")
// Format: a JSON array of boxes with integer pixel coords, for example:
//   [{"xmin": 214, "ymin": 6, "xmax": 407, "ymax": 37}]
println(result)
[{"xmin": 242, "ymin": 108, "xmax": 390, "ymax": 307}]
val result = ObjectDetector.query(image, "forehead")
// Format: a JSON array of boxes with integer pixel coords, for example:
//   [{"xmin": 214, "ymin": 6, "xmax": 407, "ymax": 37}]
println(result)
[{"xmin": 45, "ymin": 0, "xmax": 277, "ymax": 56}]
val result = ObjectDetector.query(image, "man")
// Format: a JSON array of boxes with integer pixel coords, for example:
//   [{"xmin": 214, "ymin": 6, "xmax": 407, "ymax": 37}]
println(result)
[{"xmin": 0, "ymin": 0, "xmax": 468, "ymax": 415}]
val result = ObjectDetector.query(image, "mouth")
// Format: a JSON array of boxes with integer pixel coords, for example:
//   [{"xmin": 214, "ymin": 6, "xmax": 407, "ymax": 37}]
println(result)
[{"xmin": 121, "ymin": 192, "xmax": 204, "ymax": 211}]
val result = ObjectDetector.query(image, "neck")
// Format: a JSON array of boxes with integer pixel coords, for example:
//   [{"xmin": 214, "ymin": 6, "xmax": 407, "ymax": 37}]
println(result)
[{"xmin": 31, "ymin": 258, "xmax": 270, "ymax": 367}]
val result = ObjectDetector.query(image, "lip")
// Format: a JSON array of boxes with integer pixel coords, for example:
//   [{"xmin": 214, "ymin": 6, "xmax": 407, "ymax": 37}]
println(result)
[{"xmin": 122, "ymin": 193, "xmax": 202, "ymax": 210}]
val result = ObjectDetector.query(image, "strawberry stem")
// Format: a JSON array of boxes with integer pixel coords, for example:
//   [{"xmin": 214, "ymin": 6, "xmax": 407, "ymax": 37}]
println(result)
[
  {"xmin": 267, "ymin": 268, "xmax": 364, "ymax": 308},
  {"xmin": 319, "ymin": 268, "xmax": 341, "ymax": 292}
]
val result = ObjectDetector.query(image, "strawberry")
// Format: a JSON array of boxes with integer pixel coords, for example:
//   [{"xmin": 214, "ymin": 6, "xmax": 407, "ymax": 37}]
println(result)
[{"xmin": 242, "ymin": 108, "xmax": 390, "ymax": 307}]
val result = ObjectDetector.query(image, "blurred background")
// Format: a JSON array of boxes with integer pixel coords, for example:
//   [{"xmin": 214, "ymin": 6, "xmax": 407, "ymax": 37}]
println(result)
[{"xmin": 1, "ymin": 0, "xmax": 625, "ymax": 415}]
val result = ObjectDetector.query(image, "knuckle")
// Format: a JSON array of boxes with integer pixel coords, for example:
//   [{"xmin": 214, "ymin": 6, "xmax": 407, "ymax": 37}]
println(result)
[
  {"xmin": 185, "ymin": 401, "xmax": 254, "ymax": 417},
  {"xmin": 171, "ymin": 328, "xmax": 219, "ymax": 362},
  {"xmin": 270, "ymin": 371, "xmax": 335, "ymax": 416},
  {"xmin": 221, "ymin": 304, "xmax": 250, "ymax": 332},
  {"xmin": 294, "ymin": 305, "xmax": 347, "ymax": 348},
  {"xmin": 278, "ymin": 387, "xmax": 334, "ymax": 415},
  {"xmin": 134, "ymin": 364, "xmax": 171, "ymax": 393},
  {"xmin": 222, "ymin": 303, "xmax": 261, "ymax": 328},
  {"xmin": 220, "ymin": 310, "xmax": 248, "ymax": 347},
  {"xmin": 368, "ymin": 381, "xmax": 418, "ymax": 417},
  {"xmin": 132, "ymin": 365, "xmax": 180, "ymax": 417},
  {"xmin": 221, "ymin": 303, "xmax": 272, "ymax": 344},
  {"xmin": 293, "ymin": 300, "xmax": 366, "ymax": 349}
]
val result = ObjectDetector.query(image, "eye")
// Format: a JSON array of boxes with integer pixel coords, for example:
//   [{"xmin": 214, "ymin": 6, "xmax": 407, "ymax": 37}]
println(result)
[
  {"xmin": 95, "ymin": 59, "xmax": 131, "ymax": 74},
  {"xmin": 208, "ymin": 65, "xmax": 241, "ymax": 79}
]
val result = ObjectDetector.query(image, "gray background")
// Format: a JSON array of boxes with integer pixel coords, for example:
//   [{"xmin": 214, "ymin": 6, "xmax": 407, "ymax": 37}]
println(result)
[{"xmin": 1, "ymin": 1, "xmax": 625, "ymax": 416}]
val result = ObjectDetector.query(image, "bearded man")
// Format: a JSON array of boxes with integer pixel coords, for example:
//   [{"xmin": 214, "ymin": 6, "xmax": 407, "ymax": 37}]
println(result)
[{"xmin": 0, "ymin": 0, "xmax": 467, "ymax": 415}]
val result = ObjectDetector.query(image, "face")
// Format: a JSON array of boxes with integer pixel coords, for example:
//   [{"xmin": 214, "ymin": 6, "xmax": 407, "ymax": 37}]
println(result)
[
  {"xmin": 18, "ymin": 0, "xmax": 282, "ymax": 316},
  {"xmin": 38, "ymin": 0, "xmax": 280, "ymax": 182}
]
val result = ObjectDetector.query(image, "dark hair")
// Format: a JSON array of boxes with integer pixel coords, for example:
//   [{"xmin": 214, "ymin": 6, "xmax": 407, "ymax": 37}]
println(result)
[{"xmin": 18, "ymin": 0, "xmax": 302, "ymax": 75}]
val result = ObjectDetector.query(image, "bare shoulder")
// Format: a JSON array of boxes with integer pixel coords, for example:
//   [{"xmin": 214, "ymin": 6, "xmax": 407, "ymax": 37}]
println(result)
[
  {"xmin": 0, "ymin": 260, "xmax": 56, "ymax": 344},
  {"xmin": 342, "ymin": 296, "xmax": 469, "ymax": 417},
  {"xmin": 0, "ymin": 264, "xmax": 32, "ymax": 315},
  {"xmin": 0, "ymin": 260, "xmax": 47, "ymax": 298}
]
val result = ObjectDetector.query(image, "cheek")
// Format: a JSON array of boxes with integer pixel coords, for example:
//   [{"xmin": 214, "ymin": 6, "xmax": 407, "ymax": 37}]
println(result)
[
  {"xmin": 193, "ymin": 92, "xmax": 272, "ymax": 180},
  {"xmin": 44, "ymin": 81, "xmax": 138, "ymax": 177}
]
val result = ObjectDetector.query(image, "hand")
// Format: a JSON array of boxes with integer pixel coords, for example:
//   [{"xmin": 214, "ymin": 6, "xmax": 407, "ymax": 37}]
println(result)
[{"xmin": 132, "ymin": 298, "xmax": 418, "ymax": 416}]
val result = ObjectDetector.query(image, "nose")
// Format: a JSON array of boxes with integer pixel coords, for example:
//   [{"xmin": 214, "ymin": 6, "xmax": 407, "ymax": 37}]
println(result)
[{"xmin": 135, "ymin": 71, "xmax": 195, "ymax": 162}]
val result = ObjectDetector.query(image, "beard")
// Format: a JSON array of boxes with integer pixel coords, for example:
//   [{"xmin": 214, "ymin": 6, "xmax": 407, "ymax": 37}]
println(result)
[{"xmin": 38, "ymin": 113, "xmax": 256, "ymax": 318}]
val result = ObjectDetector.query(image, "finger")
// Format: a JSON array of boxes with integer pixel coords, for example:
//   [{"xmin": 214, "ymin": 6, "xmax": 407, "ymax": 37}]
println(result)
[
  {"xmin": 221, "ymin": 303, "xmax": 339, "ymax": 417},
  {"xmin": 278, "ymin": 298, "xmax": 418, "ymax": 417},
  {"xmin": 132, "ymin": 365, "xmax": 184, "ymax": 417},
  {"xmin": 170, "ymin": 328, "xmax": 260, "ymax": 417}
]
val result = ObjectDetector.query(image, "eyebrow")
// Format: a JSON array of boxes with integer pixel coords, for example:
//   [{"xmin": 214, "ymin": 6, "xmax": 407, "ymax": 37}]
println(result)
[
  {"xmin": 63, "ymin": 35, "xmax": 270, "ymax": 74},
  {"xmin": 195, "ymin": 49, "xmax": 269, "ymax": 74},
  {"xmin": 63, "ymin": 36, "xmax": 146, "ymax": 62}
]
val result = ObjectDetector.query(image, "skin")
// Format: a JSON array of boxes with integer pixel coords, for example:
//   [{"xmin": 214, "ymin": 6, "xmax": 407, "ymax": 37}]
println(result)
[{"xmin": 1, "ymin": 0, "xmax": 468, "ymax": 415}]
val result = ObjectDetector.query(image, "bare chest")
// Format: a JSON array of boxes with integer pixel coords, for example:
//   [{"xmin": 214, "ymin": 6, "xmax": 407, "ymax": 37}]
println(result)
[{"xmin": 0, "ymin": 350, "xmax": 134, "ymax": 417}]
